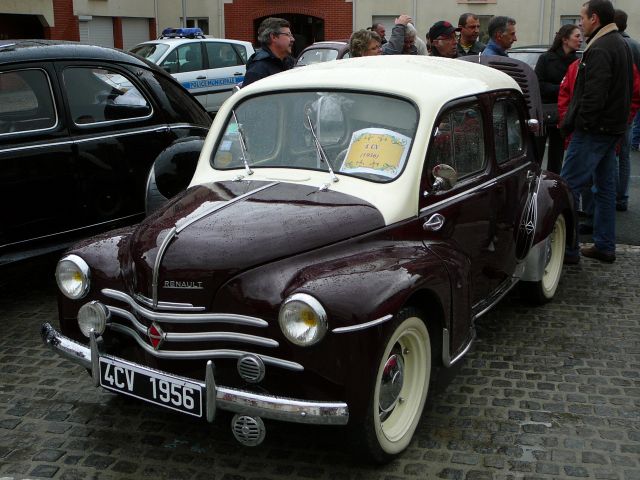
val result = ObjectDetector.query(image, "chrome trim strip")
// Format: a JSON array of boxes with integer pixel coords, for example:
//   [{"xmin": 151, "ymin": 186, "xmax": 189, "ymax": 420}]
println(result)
[
  {"xmin": 41, "ymin": 323, "xmax": 347, "ymax": 425},
  {"xmin": 472, "ymin": 276, "xmax": 520, "ymax": 319},
  {"xmin": 332, "ymin": 314, "xmax": 394, "ymax": 333},
  {"xmin": 0, "ymin": 123, "xmax": 208, "ymax": 154},
  {"xmin": 150, "ymin": 182, "xmax": 279, "ymax": 307},
  {"xmin": 109, "ymin": 323, "xmax": 302, "ymax": 371},
  {"xmin": 90, "ymin": 330, "xmax": 100, "ymax": 387},
  {"xmin": 152, "ymin": 226, "xmax": 177, "ymax": 307},
  {"xmin": 442, "ymin": 327, "xmax": 476, "ymax": 368},
  {"xmin": 102, "ymin": 289, "xmax": 268, "ymax": 327},
  {"xmin": 419, "ymin": 163, "xmax": 531, "ymax": 214},
  {"xmin": 134, "ymin": 293, "xmax": 205, "ymax": 312},
  {"xmin": 175, "ymin": 181, "xmax": 279, "ymax": 233},
  {"xmin": 107, "ymin": 305, "xmax": 278, "ymax": 347}
]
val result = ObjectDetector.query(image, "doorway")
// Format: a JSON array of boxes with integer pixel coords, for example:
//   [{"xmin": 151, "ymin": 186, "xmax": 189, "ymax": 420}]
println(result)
[
  {"xmin": 0, "ymin": 14, "xmax": 44, "ymax": 40},
  {"xmin": 253, "ymin": 14, "xmax": 324, "ymax": 58}
]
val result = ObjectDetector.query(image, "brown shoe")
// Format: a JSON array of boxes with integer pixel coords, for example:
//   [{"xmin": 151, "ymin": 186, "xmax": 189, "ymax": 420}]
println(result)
[{"xmin": 580, "ymin": 245, "xmax": 615, "ymax": 263}]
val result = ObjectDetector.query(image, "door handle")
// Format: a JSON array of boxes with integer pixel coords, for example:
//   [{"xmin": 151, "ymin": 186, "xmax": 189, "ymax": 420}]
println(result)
[
  {"xmin": 423, "ymin": 213, "xmax": 445, "ymax": 232},
  {"xmin": 233, "ymin": 72, "xmax": 243, "ymax": 76},
  {"xmin": 196, "ymin": 75, "xmax": 206, "ymax": 80}
]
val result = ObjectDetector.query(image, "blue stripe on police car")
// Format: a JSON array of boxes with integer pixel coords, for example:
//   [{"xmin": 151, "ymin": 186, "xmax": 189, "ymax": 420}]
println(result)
[{"xmin": 182, "ymin": 77, "xmax": 244, "ymax": 90}]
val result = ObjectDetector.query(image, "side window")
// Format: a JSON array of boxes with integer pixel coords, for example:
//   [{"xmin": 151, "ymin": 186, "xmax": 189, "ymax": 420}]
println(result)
[
  {"xmin": 206, "ymin": 43, "xmax": 243, "ymax": 68},
  {"xmin": 493, "ymin": 99, "xmax": 524, "ymax": 164},
  {"xmin": 232, "ymin": 44, "xmax": 248, "ymax": 63},
  {"xmin": 160, "ymin": 49, "xmax": 179, "ymax": 74},
  {"xmin": 176, "ymin": 43, "xmax": 203, "ymax": 73},
  {"xmin": 62, "ymin": 67, "xmax": 151, "ymax": 125},
  {"xmin": 0, "ymin": 69, "xmax": 57, "ymax": 135},
  {"xmin": 427, "ymin": 105, "xmax": 485, "ymax": 180}
]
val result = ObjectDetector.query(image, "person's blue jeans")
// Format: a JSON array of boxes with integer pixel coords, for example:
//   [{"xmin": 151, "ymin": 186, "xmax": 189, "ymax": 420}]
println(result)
[
  {"xmin": 616, "ymin": 124, "xmax": 632, "ymax": 209},
  {"xmin": 632, "ymin": 111, "xmax": 640, "ymax": 148},
  {"xmin": 560, "ymin": 130, "xmax": 619, "ymax": 256}
]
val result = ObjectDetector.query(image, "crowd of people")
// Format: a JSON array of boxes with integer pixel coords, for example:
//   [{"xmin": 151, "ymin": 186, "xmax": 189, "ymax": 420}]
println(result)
[{"xmin": 243, "ymin": 0, "xmax": 639, "ymax": 265}]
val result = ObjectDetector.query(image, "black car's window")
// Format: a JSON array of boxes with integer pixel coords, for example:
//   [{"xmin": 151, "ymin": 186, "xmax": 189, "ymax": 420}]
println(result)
[
  {"xmin": 428, "ymin": 105, "xmax": 485, "ymax": 180},
  {"xmin": 493, "ymin": 99, "xmax": 523, "ymax": 164},
  {"xmin": 0, "ymin": 69, "xmax": 57, "ymax": 135},
  {"xmin": 62, "ymin": 67, "xmax": 151, "ymax": 125},
  {"xmin": 205, "ymin": 42, "xmax": 243, "ymax": 68}
]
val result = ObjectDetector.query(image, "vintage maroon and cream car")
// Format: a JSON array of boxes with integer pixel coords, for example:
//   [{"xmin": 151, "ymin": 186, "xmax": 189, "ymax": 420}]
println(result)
[{"xmin": 42, "ymin": 56, "xmax": 574, "ymax": 462}]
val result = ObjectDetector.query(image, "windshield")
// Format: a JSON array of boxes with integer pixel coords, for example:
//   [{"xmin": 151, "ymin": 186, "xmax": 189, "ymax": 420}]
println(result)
[
  {"xmin": 297, "ymin": 48, "xmax": 340, "ymax": 66},
  {"xmin": 130, "ymin": 43, "xmax": 170, "ymax": 64},
  {"xmin": 211, "ymin": 91, "xmax": 418, "ymax": 182}
]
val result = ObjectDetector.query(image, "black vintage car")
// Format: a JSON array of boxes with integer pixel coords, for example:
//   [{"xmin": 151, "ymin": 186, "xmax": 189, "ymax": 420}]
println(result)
[{"xmin": 0, "ymin": 40, "xmax": 211, "ymax": 265}]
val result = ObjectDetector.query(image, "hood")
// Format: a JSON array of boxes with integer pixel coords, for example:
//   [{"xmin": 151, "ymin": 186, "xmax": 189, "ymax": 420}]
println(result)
[{"xmin": 125, "ymin": 180, "xmax": 385, "ymax": 307}]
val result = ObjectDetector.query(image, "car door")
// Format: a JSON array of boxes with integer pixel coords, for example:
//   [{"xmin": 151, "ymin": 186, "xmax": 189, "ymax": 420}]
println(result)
[
  {"xmin": 56, "ymin": 61, "xmax": 171, "ymax": 229},
  {"xmin": 202, "ymin": 41, "xmax": 247, "ymax": 112},
  {"xmin": 0, "ymin": 64, "xmax": 75, "ymax": 255},
  {"xmin": 160, "ymin": 41, "xmax": 209, "ymax": 111},
  {"xmin": 491, "ymin": 93, "xmax": 539, "ymax": 267},
  {"xmin": 419, "ymin": 98, "xmax": 505, "ymax": 308}
]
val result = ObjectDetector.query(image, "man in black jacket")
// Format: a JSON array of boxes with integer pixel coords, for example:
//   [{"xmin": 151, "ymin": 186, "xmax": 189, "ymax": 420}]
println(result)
[
  {"xmin": 243, "ymin": 18, "xmax": 295, "ymax": 88},
  {"xmin": 560, "ymin": 0, "xmax": 633, "ymax": 264}
]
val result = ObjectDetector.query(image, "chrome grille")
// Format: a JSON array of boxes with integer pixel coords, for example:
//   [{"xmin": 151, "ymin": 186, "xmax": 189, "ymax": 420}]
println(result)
[
  {"xmin": 237, "ymin": 354, "xmax": 265, "ymax": 383},
  {"xmin": 100, "ymin": 288, "xmax": 303, "ymax": 371}
]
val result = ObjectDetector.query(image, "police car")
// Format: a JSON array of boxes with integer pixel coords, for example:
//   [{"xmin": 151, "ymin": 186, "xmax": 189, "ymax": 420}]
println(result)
[{"xmin": 131, "ymin": 28, "xmax": 254, "ymax": 115}]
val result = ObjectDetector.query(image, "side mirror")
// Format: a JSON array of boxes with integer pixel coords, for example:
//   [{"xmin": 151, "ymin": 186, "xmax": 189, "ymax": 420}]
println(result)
[{"xmin": 429, "ymin": 164, "xmax": 458, "ymax": 194}]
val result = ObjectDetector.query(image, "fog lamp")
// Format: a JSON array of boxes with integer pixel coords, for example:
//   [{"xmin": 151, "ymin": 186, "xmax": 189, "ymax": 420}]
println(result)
[
  {"xmin": 278, "ymin": 293, "xmax": 327, "ymax": 346},
  {"xmin": 77, "ymin": 301, "xmax": 108, "ymax": 338}
]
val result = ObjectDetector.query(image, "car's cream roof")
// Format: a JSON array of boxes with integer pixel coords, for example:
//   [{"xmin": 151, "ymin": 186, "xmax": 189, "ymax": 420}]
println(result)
[
  {"xmin": 242, "ymin": 55, "xmax": 521, "ymax": 107},
  {"xmin": 193, "ymin": 56, "xmax": 523, "ymax": 226}
]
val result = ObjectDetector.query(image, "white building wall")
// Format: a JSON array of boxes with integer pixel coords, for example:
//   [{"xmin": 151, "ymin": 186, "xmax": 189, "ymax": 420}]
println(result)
[{"xmin": 73, "ymin": 0, "xmax": 155, "ymax": 19}]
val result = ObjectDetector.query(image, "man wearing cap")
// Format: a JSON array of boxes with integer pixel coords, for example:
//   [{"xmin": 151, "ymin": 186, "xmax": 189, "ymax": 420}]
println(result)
[
  {"xmin": 457, "ymin": 13, "xmax": 486, "ymax": 56},
  {"xmin": 429, "ymin": 21, "xmax": 461, "ymax": 58},
  {"xmin": 482, "ymin": 16, "xmax": 517, "ymax": 57}
]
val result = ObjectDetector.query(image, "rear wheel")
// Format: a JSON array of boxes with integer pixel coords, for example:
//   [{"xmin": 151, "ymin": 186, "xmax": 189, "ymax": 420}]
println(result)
[
  {"xmin": 355, "ymin": 307, "xmax": 432, "ymax": 463},
  {"xmin": 521, "ymin": 213, "xmax": 566, "ymax": 304}
]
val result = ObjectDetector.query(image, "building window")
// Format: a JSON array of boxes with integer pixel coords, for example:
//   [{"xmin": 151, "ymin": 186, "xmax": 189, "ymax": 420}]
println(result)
[
  {"xmin": 184, "ymin": 18, "xmax": 209, "ymax": 35},
  {"xmin": 560, "ymin": 16, "xmax": 580, "ymax": 27}
]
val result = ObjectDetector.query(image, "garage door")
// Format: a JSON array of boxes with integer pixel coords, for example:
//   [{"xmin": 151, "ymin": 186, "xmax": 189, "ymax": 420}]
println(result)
[
  {"xmin": 79, "ymin": 16, "xmax": 114, "ymax": 48},
  {"xmin": 123, "ymin": 18, "xmax": 150, "ymax": 51}
]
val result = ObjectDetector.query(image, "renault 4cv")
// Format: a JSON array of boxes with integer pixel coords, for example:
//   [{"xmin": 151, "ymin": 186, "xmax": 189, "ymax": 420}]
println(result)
[{"xmin": 42, "ymin": 55, "xmax": 574, "ymax": 462}]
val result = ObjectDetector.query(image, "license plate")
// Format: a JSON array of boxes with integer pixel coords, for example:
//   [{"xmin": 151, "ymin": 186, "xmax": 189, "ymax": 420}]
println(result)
[{"xmin": 99, "ymin": 357, "xmax": 203, "ymax": 417}]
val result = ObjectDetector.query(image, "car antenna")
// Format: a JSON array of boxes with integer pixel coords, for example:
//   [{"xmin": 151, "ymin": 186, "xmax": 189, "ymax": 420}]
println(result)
[
  {"xmin": 305, "ymin": 106, "xmax": 338, "ymax": 185},
  {"xmin": 232, "ymin": 109, "xmax": 253, "ymax": 176}
]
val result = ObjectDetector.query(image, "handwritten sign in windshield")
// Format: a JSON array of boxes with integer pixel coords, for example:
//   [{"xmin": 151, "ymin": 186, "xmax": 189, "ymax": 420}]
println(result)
[{"xmin": 340, "ymin": 128, "xmax": 411, "ymax": 178}]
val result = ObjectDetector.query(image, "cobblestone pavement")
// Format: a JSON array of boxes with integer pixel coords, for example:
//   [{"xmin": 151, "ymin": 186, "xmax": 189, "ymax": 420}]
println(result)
[{"xmin": 1, "ymin": 248, "xmax": 639, "ymax": 480}]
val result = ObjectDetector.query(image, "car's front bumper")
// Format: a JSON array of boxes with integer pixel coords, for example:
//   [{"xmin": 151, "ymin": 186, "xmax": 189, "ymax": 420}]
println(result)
[{"xmin": 41, "ymin": 322, "xmax": 349, "ymax": 425}]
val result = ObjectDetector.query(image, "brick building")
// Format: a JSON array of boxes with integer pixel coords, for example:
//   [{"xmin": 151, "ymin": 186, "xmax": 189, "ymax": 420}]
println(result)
[{"xmin": 1, "ymin": 0, "xmax": 639, "ymax": 52}]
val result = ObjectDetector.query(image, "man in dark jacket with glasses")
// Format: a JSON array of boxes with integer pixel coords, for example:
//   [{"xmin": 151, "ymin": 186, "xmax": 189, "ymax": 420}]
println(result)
[{"xmin": 243, "ymin": 17, "xmax": 295, "ymax": 87}]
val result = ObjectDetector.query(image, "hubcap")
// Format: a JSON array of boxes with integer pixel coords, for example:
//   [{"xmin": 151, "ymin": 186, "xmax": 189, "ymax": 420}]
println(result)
[{"xmin": 379, "ymin": 348, "xmax": 404, "ymax": 421}]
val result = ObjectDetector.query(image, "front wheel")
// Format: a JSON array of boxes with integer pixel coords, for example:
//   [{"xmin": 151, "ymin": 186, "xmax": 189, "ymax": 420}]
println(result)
[
  {"xmin": 354, "ymin": 308, "xmax": 432, "ymax": 463},
  {"xmin": 520, "ymin": 213, "xmax": 566, "ymax": 304}
]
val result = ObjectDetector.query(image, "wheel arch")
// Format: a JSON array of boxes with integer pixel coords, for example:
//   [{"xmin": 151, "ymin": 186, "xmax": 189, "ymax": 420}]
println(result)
[{"xmin": 401, "ymin": 288, "xmax": 445, "ymax": 367}]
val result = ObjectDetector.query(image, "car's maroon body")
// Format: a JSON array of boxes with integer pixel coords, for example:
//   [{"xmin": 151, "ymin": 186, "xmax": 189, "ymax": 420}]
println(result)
[{"xmin": 44, "ymin": 55, "xmax": 574, "ymax": 461}]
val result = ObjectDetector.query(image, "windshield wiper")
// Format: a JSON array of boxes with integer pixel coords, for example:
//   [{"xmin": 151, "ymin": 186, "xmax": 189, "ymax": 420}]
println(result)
[
  {"xmin": 232, "ymin": 109, "xmax": 253, "ymax": 177},
  {"xmin": 305, "ymin": 107, "xmax": 338, "ymax": 184}
]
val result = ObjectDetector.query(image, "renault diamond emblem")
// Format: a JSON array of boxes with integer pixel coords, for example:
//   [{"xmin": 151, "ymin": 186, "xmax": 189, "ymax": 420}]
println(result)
[{"xmin": 147, "ymin": 322, "xmax": 165, "ymax": 350}]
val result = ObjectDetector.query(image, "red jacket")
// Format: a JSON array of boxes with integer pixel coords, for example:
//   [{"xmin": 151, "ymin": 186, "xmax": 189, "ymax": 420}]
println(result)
[{"xmin": 558, "ymin": 59, "xmax": 640, "ymax": 148}]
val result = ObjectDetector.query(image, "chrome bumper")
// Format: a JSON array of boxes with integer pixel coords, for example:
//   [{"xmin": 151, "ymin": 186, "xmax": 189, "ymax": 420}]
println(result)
[{"xmin": 41, "ymin": 323, "xmax": 349, "ymax": 426}]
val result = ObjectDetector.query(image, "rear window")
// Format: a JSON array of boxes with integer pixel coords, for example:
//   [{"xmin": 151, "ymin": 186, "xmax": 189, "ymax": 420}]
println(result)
[
  {"xmin": 205, "ymin": 42, "xmax": 244, "ymax": 68},
  {"xmin": 0, "ymin": 69, "xmax": 57, "ymax": 135},
  {"xmin": 296, "ymin": 48, "xmax": 339, "ymax": 66},
  {"xmin": 131, "ymin": 43, "xmax": 170, "ymax": 63}
]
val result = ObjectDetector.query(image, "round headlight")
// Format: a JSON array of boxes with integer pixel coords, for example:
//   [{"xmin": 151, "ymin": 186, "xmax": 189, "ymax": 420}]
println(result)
[
  {"xmin": 278, "ymin": 293, "xmax": 328, "ymax": 346},
  {"xmin": 77, "ymin": 301, "xmax": 108, "ymax": 338},
  {"xmin": 56, "ymin": 254, "xmax": 90, "ymax": 300}
]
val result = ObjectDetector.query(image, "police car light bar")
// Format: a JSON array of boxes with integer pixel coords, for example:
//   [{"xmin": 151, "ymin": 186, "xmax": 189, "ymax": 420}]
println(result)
[{"xmin": 160, "ymin": 27, "xmax": 205, "ymax": 39}]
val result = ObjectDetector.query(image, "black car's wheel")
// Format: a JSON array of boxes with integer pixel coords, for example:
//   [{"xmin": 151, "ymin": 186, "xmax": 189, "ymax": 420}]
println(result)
[
  {"xmin": 520, "ymin": 213, "xmax": 566, "ymax": 304},
  {"xmin": 355, "ymin": 307, "xmax": 432, "ymax": 463}
]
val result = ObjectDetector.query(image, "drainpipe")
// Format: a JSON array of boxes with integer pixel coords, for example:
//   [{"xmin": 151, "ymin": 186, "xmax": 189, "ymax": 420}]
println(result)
[
  {"xmin": 182, "ymin": 0, "xmax": 187, "ymax": 28},
  {"xmin": 539, "ymin": 0, "xmax": 545, "ymax": 45},
  {"xmin": 413, "ymin": 0, "xmax": 417, "ymax": 24},
  {"xmin": 219, "ymin": 0, "xmax": 225, "ymax": 37},
  {"xmin": 154, "ymin": 0, "xmax": 158, "ymax": 37},
  {"xmin": 549, "ymin": 0, "xmax": 556, "ymax": 44}
]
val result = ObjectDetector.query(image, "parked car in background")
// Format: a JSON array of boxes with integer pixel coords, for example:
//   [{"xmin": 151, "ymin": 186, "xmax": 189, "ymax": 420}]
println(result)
[
  {"xmin": 131, "ymin": 28, "xmax": 255, "ymax": 115},
  {"xmin": 508, "ymin": 45, "xmax": 583, "ymax": 69},
  {"xmin": 295, "ymin": 40, "xmax": 350, "ymax": 67},
  {"xmin": 42, "ymin": 55, "xmax": 573, "ymax": 463},
  {"xmin": 0, "ymin": 40, "xmax": 211, "ymax": 265}
]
